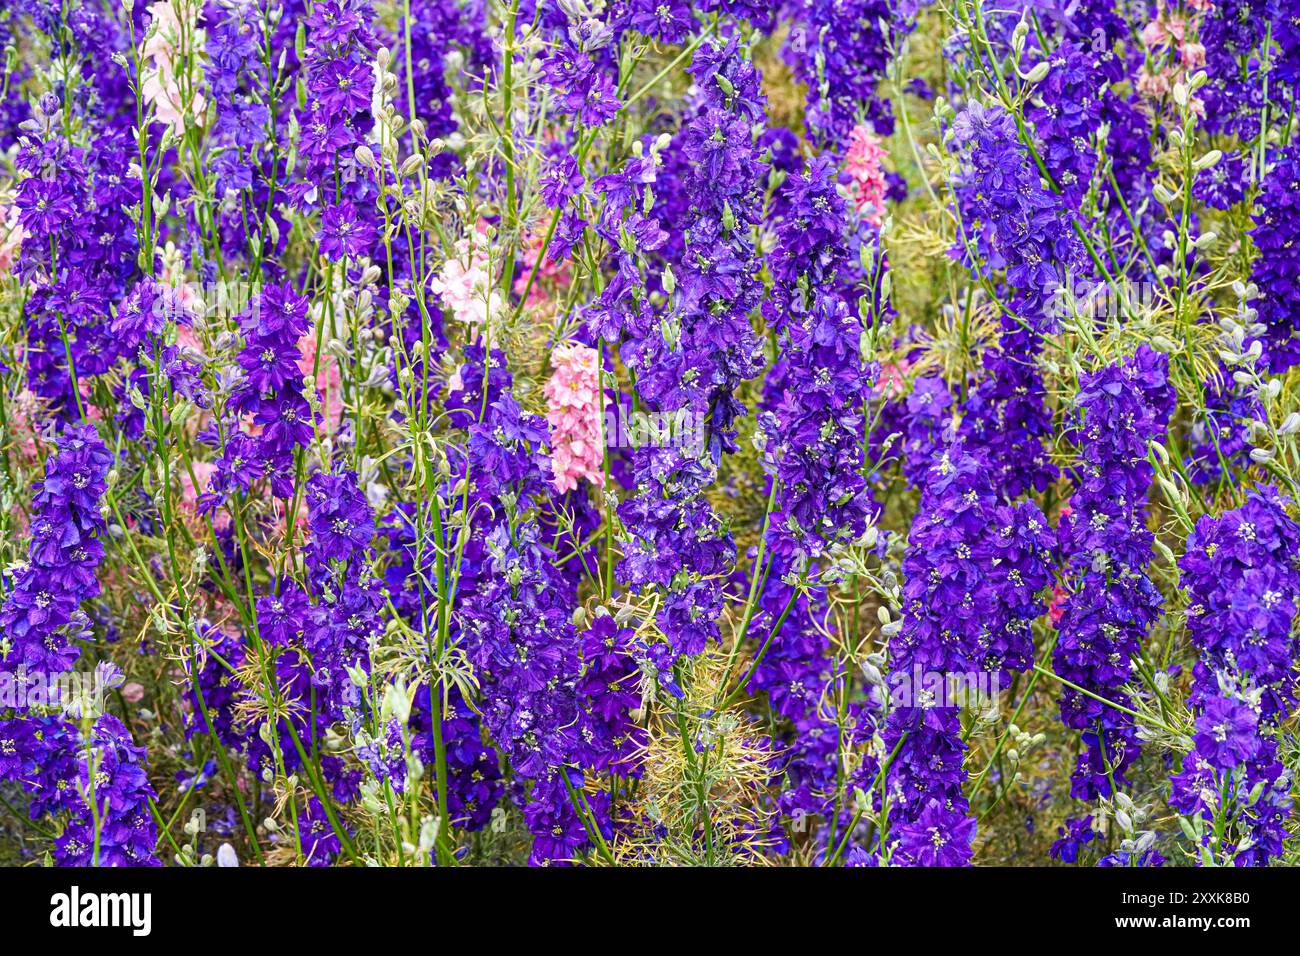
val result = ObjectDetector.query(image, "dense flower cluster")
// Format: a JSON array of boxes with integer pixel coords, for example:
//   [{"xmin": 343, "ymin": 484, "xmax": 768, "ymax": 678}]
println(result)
[
  {"xmin": 1, "ymin": 424, "xmax": 113, "ymax": 673},
  {"xmin": 947, "ymin": 101, "xmax": 1087, "ymax": 499},
  {"xmin": 614, "ymin": 33, "xmax": 768, "ymax": 662},
  {"xmin": 210, "ymin": 283, "xmax": 315, "ymax": 503},
  {"xmin": 544, "ymin": 342, "xmax": 607, "ymax": 493},
  {"xmin": 1053, "ymin": 346, "xmax": 1174, "ymax": 800},
  {"xmin": 760, "ymin": 155, "xmax": 878, "ymax": 561},
  {"xmin": 0, "ymin": 426, "xmax": 160, "ymax": 866},
  {"xmin": 1170, "ymin": 489, "xmax": 1300, "ymax": 865},
  {"xmin": 883, "ymin": 445, "xmax": 1053, "ymax": 866},
  {"xmin": 1248, "ymin": 146, "xmax": 1300, "ymax": 372},
  {"xmin": 783, "ymin": 0, "xmax": 898, "ymax": 148},
  {"xmin": 2, "ymin": 0, "xmax": 1299, "ymax": 874}
]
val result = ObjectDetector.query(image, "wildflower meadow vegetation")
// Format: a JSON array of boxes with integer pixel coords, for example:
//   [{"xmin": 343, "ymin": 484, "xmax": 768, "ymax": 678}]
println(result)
[{"xmin": 0, "ymin": 0, "xmax": 1298, "ymax": 872}]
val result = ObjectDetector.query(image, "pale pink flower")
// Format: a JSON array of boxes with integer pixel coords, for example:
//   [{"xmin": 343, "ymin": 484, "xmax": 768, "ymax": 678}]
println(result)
[
  {"xmin": 297, "ymin": 333, "xmax": 345, "ymax": 435},
  {"xmin": 1140, "ymin": 19, "xmax": 1168, "ymax": 47},
  {"xmin": 141, "ymin": 1, "xmax": 206, "ymax": 136},
  {"xmin": 843, "ymin": 125, "xmax": 889, "ymax": 227},
  {"xmin": 429, "ymin": 233, "xmax": 503, "ymax": 326},
  {"xmin": 544, "ymin": 343, "xmax": 607, "ymax": 493},
  {"xmin": 513, "ymin": 228, "xmax": 572, "ymax": 311},
  {"xmin": 1137, "ymin": 69, "xmax": 1173, "ymax": 99},
  {"xmin": 0, "ymin": 205, "xmax": 25, "ymax": 274},
  {"xmin": 878, "ymin": 359, "xmax": 911, "ymax": 400},
  {"xmin": 1180, "ymin": 41, "xmax": 1206, "ymax": 69}
]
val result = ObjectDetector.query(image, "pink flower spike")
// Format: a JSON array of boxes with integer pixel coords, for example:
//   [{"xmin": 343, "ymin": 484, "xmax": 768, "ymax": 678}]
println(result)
[{"xmin": 544, "ymin": 342, "xmax": 608, "ymax": 493}]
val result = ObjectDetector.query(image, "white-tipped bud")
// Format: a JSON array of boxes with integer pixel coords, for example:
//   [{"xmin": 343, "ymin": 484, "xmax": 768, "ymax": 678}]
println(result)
[
  {"xmin": 1022, "ymin": 61, "xmax": 1050, "ymax": 84},
  {"xmin": 399, "ymin": 154, "xmax": 425, "ymax": 178},
  {"xmin": 354, "ymin": 144, "xmax": 379, "ymax": 170},
  {"xmin": 1194, "ymin": 149, "xmax": 1223, "ymax": 171}
]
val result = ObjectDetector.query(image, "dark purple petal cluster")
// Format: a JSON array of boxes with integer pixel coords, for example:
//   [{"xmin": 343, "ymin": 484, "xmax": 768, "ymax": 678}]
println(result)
[
  {"xmin": 0, "ymin": 424, "xmax": 113, "ymax": 674},
  {"xmin": 1053, "ymin": 346, "xmax": 1174, "ymax": 800},
  {"xmin": 0, "ymin": 709, "xmax": 159, "ymax": 868},
  {"xmin": 210, "ymin": 283, "xmax": 316, "ymax": 504},
  {"xmin": 760, "ymin": 156, "xmax": 879, "ymax": 560},
  {"xmin": 203, "ymin": 0, "xmax": 295, "ymax": 262},
  {"xmin": 411, "ymin": 685, "xmax": 504, "ymax": 831},
  {"xmin": 395, "ymin": 0, "xmax": 492, "ymax": 178},
  {"xmin": 537, "ymin": 12, "xmax": 622, "ymax": 128},
  {"xmin": 294, "ymin": 0, "xmax": 380, "ymax": 253},
  {"xmin": 883, "ymin": 443, "xmax": 1053, "ymax": 865},
  {"xmin": 1026, "ymin": 41, "xmax": 1106, "ymax": 204},
  {"xmin": 781, "ymin": 0, "xmax": 899, "ymax": 148},
  {"xmin": 1169, "ymin": 487, "xmax": 1300, "ymax": 865},
  {"xmin": 1247, "ymin": 146, "xmax": 1300, "ymax": 372},
  {"xmin": 946, "ymin": 101, "xmax": 1085, "ymax": 317},
  {"xmin": 300, "ymin": 468, "xmax": 383, "ymax": 721},
  {"xmin": 892, "ymin": 375, "xmax": 954, "ymax": 488},
  {"xmin": 54, "ymin": 714, "xmax": 161, "ymax": 867},
  {"xmin": 946, "ymin": 101, "xmax": 1088, "ymax": 497},
  {"xmin": 1177, "ymin": 487, "xmax": 1300, "ymax": 721},
  {"xmin": 456, "ymin": 361, "xmax": 627, "ymax": 864},
  {"xmin": 610, "ymin": 34, "xmax": 768, "ymax": 662},
  {"xmin": 14, "ymin": 116, "xmax": 137, "ymax": 411}
]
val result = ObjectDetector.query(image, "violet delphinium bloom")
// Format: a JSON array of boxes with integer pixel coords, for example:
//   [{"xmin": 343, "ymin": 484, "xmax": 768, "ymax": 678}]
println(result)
[
  {"xmin": 576, "ymin": 611, "xmax": 646, "ymax": 778},
  {"xmin": 1053, "ymin": 346, "xmax": 1174, "ymax": 801},
  {"xmin": 1194, "ymin": 152, "xmax": 1248, "ymax": 211},
  {"xmin": 611, "ymin": 33, "xmax": 769, "ymax": 663},
  {"xmin": 295, "ymin": 0, "xmax": 380, "ymax": 261},
  {"xmin": 305, "ymin": 470, "xmax": 377, "ymax": 569},
  {"xmin": 1200, "ymin": 0, "xmax": 1270, "ymax": 140},
  {"xmin": 1049, "ymin": 814, "xmax": 1098, "ymax": 863},
  {"xmin": 760, "ymin": 155, "xmax": 879, "ymax": 561},
  {"xmin": 410, "ymin": 684, "xmax": 504, "ymax": 833},
  {"xmin": 1177, "ymin": 488, "xmax": 1300, "ymax": 721},
  {"xmin": 1248, "ymin": 146, "xmax": 1300, "ymax": 372},
  {"xmin": 299, "ymin": 796, "xmax": 347, "ymax": 866},
  {"xmin": 1169, "ymin": 488, "xmax": 1300, "ymax": 865},
  {"xmin": 1188, "ymin": 376, "xmax": 1263, "ymax": 486},
  {"xmin": 204, "ymin": 1, "xmax": 294, "ymax": 261},
  {"xmin": 213, "ymin": 282, "xmax": 316, "ymax": 503},
  {"xmin": 782, "ymin": 0, "xmax": 899, "ymax": 148},
  {"xmin": 539, "ymin": 13, "xmax": 622, "ymax": 130},
  {"xmin": 882, "ymin": 444, "xmax": 1053, "ymax": 865},
  {"xmin": 899, "ymin": 375, "xmax": 953, "ymax": 488},
  {"xmin": 619, "ymin": 0, "xmax": 695, "ymax": 43},
  {"xmin": 539, "ymin": 148, "xmax": 583, "ymax": 208},
  {"xmin": 0, "ymin": 424, "xmax": 113, "ymax": 674},
  {"xmin": 14, "ymin": 107, "xmax": 137, "ymax": 413},
  {"xmin": 1026, "ymin": 40, "xmax": 1106, "ymax": 206},
  {"xmin": 456, "ymin": 359, "xmax": 607, "ymax": 864},
  {"xmin": 945, "ymin": 101, "xmax": 1085, "ymax": 308},
  {"xmin": 0, "ymin": 425, "xmax": 160, "ymax": 866},
  {"xmin": 255, "ymin": 584, "xmax": 310, "ymax": 647},
  {"xmin": 317, "ymin": 200, "xmax": 378, "ymax": 261},
  {"xmin": 947, "ymin": 100, "xmax": 1087, "ymax": 498},
  {"xmin": 53, "ymin": 714, "xmax": 161, "ymax": 867},
  {"xmin": 300, "ymin": 469, "xmax": 383, "ymax": 721}
]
